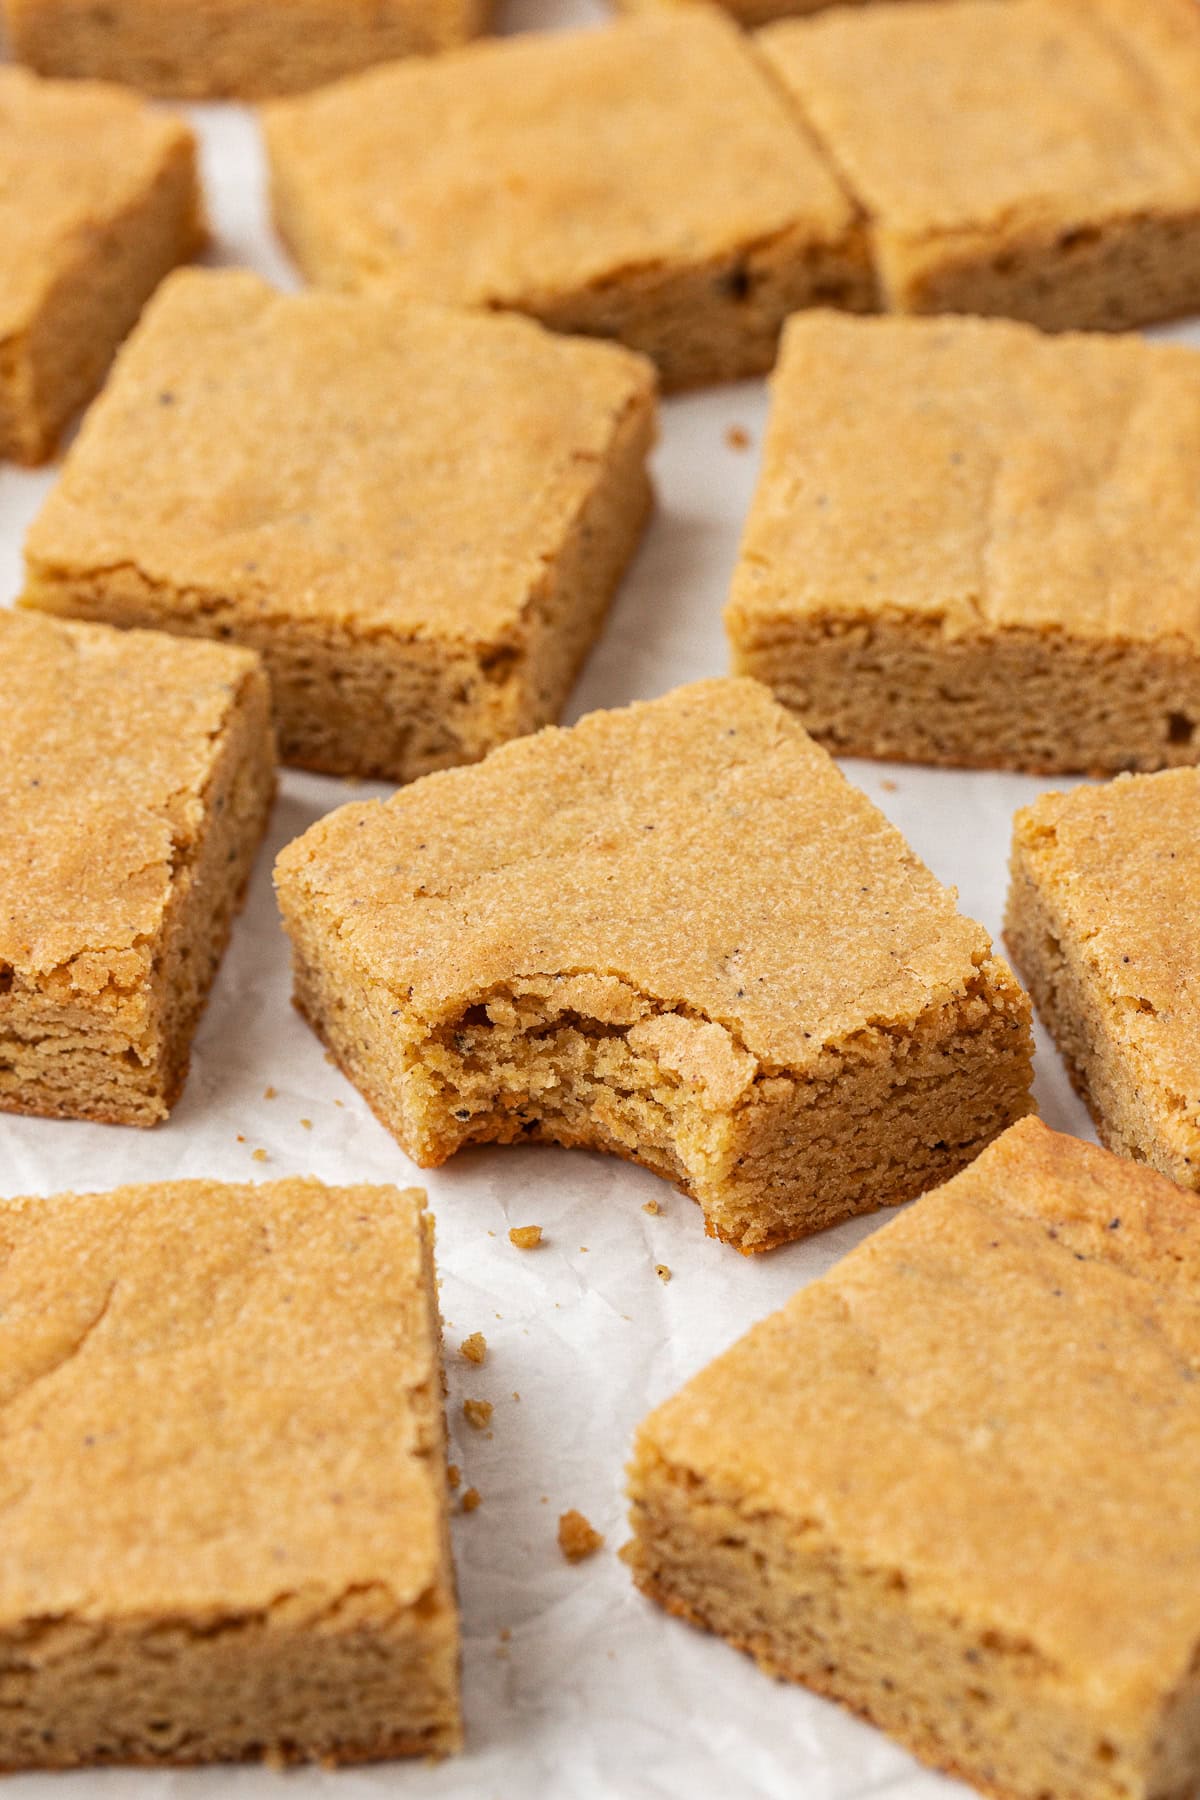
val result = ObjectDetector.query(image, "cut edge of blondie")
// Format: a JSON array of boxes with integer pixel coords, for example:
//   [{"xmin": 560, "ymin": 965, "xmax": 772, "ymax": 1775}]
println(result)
[
  {"xmin": 876, "ymin": 205, "xmax": 1200, "ymax": 335},
  {"xmin": 0, "ymin": 657, "xmax": 275, "ymax": 1126},
  {"xmin": 755, "ymin": 10, "xmax": 1200, "ymax": 337},
  {"xmin": 0, "ymin": 1186, "xmax": 462, "ymax": 1767},
  {"xmin": 623, "ymin": 1437, "xmax": 1200, "ymax": 1800},
  {"xmin": 726, "ymin": 611, "xmax": 1200, "ymax": 776},
  {"xmin": 1005, "ymin": 808, "xmax": 1200, "ymax": 1190},
  {"xmin": 20, "ymin": 366, "xmax": 655, "ymax": 781},
  {"xmin": 1, "ymin": 122, "xmax": 203, "ymax": 466},
  {"xmin": 524, "ymin": 216, "xmax": 877, "ymax": 391},
  {"xmin": 276, "ymin": 845, "xmax": 1033, "ymax": 1250}
]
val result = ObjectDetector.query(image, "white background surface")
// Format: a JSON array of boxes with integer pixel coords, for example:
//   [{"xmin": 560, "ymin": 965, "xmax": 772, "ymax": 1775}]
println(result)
[{"xmin": 2, "ymin": 3, "xmax": 1199, "ymax": 1795}]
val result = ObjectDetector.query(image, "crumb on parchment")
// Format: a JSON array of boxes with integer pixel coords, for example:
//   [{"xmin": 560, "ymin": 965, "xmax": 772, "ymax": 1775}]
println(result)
[
  {"xmin": 726, "ymin": 424, "xmax": 750, "ymax": 450},
  {"xmin": 447, "ymin": 1463, "xmax": 461, "ymax": 1490},
  {"xmin": 463, "ymin": 1398, "xmax": 493, "ymax": 1430},
  {"xmin": 461, "ymin": 1487, "xmax": 482, "ymax": 1513},
  {"xmin": 251, "ymin": 1148, "xmax": 268, "ymax": 1163},
  {"xmin": 509, "ymin": 1224, "xmax": 543, "ymax": 1249},
  {"xmin": 558, "ymin": 1510, "xmax": 605, "ymax": 1563},
  {"xmin": 643, "ymin": 1200, "xmax": 660, "ymax": 1215},
  {"xmin": 656, "ymin": 1264, "xmax": 672, "ymax": 1284},
  {"xmin": 460, "ymin": 1331, "xmax": 487, "ymax": 1365}
]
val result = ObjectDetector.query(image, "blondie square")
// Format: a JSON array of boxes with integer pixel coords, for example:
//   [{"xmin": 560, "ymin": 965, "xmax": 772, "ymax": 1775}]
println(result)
[
  {"xmin": 759, "ymin": 0, "xmax": 1200, "ymax": 332},
  {"xmin": 0, "ymin": 1176, "xmax": 460, "ymax": 1766},
  {"xmin": 0, "ymin": 611, "xmax": 274, "ymax": 1127},
  {"xmin": 727, "ymin": 312, "xmax": 1200, "ymax": 774},
  {"xmin": 3, "ymin": 0, "xmax": 492, "ymax": 99},
  {"xmin": 275, "ymin": 678, "xmax": 1032, "ymax": 1253},
  {"xmin": 0, "ymin": 65, "xmax": 203, "ymax": 465},
  {"xmin": 1007, "ymin": 771, "xmax": 1200, "ymax": 1191},
  {"xmin": 262, "ymin": 11, "xmax": 875, "ymax": 391},
  {"xmin": 627, "ymin": 1118, "xmax": 1200, "ymax": 1800},
  {"xmin": 21, "ymin": 269, "xmax": 656, "ymax": 782}
]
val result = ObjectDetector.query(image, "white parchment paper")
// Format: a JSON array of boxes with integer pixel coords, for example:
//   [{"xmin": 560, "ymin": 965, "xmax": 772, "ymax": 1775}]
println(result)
[{"xmin": 2, "ymin": 5, "xmax": 1198, "ymax": 1792}]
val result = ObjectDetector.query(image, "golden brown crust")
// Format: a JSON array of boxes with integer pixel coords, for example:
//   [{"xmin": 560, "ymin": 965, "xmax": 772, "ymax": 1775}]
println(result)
[
  {"xmin": 0, "ymin": 612, "xmax": 274, "ymax": 1126},
  {"xmin": 22, "ymin": 269, "xmax": 656, "ymax": 781},
  {"xmin": 759, "ymin": 0, "xmax": 1200, "ymax": 332},
  {"xmin": 728, "ymin": 312, "xmax": 1200, "ymax": 774},
  {"xmin": 0, "ymin": 66, "xmax": 202, "ymax": 463},
  {"xmin": 628, "ymin": 1118, "xmax": 1200, "ymax": 1800},
  {"xmin": 263, "ymin": 12, "xmax": 874, "ymax": 387},
  {"xmin": 278, "ymin": 679, "xmax": 1031, "ymax": 1250},
  {"xmin": 0, "ymin": 1177, "xmax": 461, "ymax": 1766},
  {"xmin": 1005, "ymin": 769, "xmax": 1200, "ymax": 1186}
]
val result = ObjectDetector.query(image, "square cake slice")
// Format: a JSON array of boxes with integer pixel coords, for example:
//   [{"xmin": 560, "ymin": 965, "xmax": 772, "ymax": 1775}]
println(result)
[
  {"xmin": 0, "ymin": 65, "xmax": 203, "ymax": 464},
  {"xmin": 627, "ymin": 1118, "xmax": 1200, "ymax": 1800},
  {"xmin": 727, "ymin": 312, "xmax": 1200, "ymax": 774},
  {"xmin": 21, "ymin": 269, "xmax": 656, "ymax": 782},
  {"xmin": 1007, "ymin": 770, "xmax": 1200, "ymax": 1190},
  {"xmin": 0, "ymin": 611, "xmax": 275, "ymax": 1126},
  {"xmin": 3, "ymin": 0, "xmax": 492, "ymax": 99},
  {"xmin": 262, "ymin": 11, "xmax": 874, "ymax": 390},
  {"xmin": 0, "ymin": 1176, "xmax": 460, "ymax": 1766},
  {"xmin": 274, "ymin": 678, "xmax": 1032, "ymax": 1252},
  {"xmin": 759, "ymin": 0, "xmax": 1200, "ymax": 332}
]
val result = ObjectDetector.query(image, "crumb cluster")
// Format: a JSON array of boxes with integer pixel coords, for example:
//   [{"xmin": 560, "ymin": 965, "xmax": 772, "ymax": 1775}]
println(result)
[{"xmin": 558, "ymin": 1510, "xmax": 605, "ymax": 1564}]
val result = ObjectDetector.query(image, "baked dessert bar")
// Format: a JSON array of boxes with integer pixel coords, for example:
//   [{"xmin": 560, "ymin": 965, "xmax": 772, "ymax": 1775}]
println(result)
[
  {"xmin": 275, "ymin": 678, "xmax": 1032, "ymax": 1252},
  {"xmin": 20, "ymin": 269, "xmax": 656, "ymax": 782},
  {"xmin": 262, "ymin": 11, "xmax": 875, "ymax": 390},
  {"xmin": 727, "ymin": 312, "xmax": 1200, "ymax": 774},
  {"xmin": 627, "ymin": 1117, "xmax": 1200, "ymax": 1800},
  {"xmin": 0, "ymin": 65, "xmax": 202, "ymax": 465},
  {"xmin": 0, "ymin": 1175, "xmax": 460, "ymax": 1766},
  {"xmin": 2, "ymin": 0, "xmax": 492, "ymax": 99},
  {"xmin": 1007, "ymin": 771, "xmax": 1200, "ymax": 1190},
  {"xmin": 0, "ymin": 611, "xmax": 274, "ymax": 1126},
  {"xmin": 759, "ymin": 0, "xmax": 1200, "ymax": 332}
]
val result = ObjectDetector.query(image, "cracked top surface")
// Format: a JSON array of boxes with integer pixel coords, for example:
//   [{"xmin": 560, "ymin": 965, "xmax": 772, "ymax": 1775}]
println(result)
[
  {"xmin": 0, "ymin": 64, "xmax": 196, "ymax": 339},
  {"xmin": 23, "ymin": 268, "xmax": 655, "ymax": 641},
  {"xmin": 759, "ymin": 0, "xmax": 1200, "ymax": 252},
  {"xmin": 728, "ymin": 311, "xmax": 1200, "ymax": 644},
  {"xmin": 263, "ymin": 10, "xmax": 856, "ymax": 305},
  {"xmin": 638, "ymin": 1118, "xmax": 1200, "ymax": 1713},
  {"xmin": 276, "ymin": 679, "xmax": 1011, "ymax": 1074},
  {"xmin": 0, "ymin": 611, "xmax": 262, "ymax": 984},
  {"xmin": 1012, "ymin": 770, "xmax": 1200, "ymax": 1159},
  {"xmin": 0, "ymin": 1178, "xmax": 449, "ymax": 1620}
]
